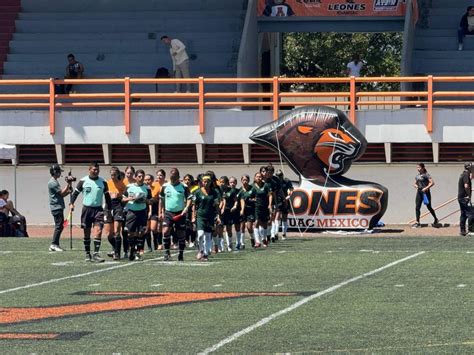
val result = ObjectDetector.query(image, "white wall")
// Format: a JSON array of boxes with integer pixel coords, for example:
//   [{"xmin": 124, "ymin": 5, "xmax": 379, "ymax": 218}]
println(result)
[{"xmin": 0, "ymin": 163, "xmax": 465, "ymax": 225}]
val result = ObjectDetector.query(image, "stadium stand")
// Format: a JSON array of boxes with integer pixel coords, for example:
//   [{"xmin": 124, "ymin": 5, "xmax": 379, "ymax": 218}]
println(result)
[
  {"xmin": 412, "ymin": 0, "xmax": 474, "ymax": 90},
  {"xmin": 1, "ymin": 0, "xmax": 247, "ymax": 92},
  {"xmin": 0, "ymin": 0, "xmax": 20, "ymax": 76}
]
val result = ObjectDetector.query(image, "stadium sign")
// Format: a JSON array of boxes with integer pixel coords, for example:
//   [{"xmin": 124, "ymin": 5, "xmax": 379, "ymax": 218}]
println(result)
[
  {"xmin": 258, "ymin": 0, "xmax": 407, "ymax": 17},
  {"xmin": 250, "ymin": 106, "xmax": 388, "ymax": 230}
]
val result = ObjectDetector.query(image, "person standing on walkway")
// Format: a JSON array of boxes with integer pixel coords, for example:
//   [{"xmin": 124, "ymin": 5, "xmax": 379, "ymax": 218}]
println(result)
[
  {"xmin": 412, "ymin": 163, "xmax": 439, "ymax": 228},
  {"xmin": 161, "ymin": 35, "xmax": 191, "ymax": 93},
  {"xmin": 458, "ymin": 162, "xmax": 473, "ymax": 236}
]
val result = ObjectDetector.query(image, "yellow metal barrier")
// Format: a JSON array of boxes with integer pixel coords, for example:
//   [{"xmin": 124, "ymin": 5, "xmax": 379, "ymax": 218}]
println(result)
[{"xmin": 1, "ymin": 75, "xmax": 474, "ymax": 135}]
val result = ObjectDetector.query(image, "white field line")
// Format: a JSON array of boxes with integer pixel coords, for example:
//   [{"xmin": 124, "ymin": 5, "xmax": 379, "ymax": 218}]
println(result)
[
  {"xmin": 0, "ymin": 251, "xmax": 193, "ymax": 295},
  {"xmin": 199, "ymin": 251, "xmax": 426, "ymax": 354}
]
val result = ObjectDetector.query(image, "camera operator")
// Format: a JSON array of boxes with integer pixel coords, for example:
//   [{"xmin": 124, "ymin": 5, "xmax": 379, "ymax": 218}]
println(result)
[
  {"xmin": 48, "ymin": 164, "xmax": 73, "ymax": 251},
  {"xmin": 70, "ymin": 162, "xmax": 112, "ymax": 262}
]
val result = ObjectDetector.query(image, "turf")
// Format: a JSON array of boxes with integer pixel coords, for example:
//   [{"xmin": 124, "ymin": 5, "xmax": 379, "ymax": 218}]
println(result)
[{"xmin": 0, "ymin": 236, "xmax": 472, "ymax": 354}]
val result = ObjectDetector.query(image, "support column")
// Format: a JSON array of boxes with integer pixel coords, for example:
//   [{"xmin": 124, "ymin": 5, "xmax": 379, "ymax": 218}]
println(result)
[
  {"xmin": 55, "ymin": 144, "xmax": 64, "ymax": 165},
  {"xmin": 242, "ymin": 144, "xmax": 250, "ymax": 165},
  {"xmin": 102, "ymin": 144, "xmax": 111, "ymax": 165},
  {"xmin": 149, "ymin": 144, "xmax": 158, "ymax": 165},
  {"xmin": 384, "ymin": 143, "xmax": 391, "ymax": 164},
  {"xmin": 196, "ymin": 144, "xmax": 204, "ymax": 165},
  {"xmin": 432, "ymin": 142, "xmax": 439, "ymax": 164}
]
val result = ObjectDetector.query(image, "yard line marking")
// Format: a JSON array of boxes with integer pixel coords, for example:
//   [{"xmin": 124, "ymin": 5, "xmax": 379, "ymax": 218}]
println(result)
[
  {"xmin": 457, "ymin": 284, "xmax": 466, "ymax": 288},
  {"xmin": 51, "ymin": 261, "xmax": 75, "ymax": 266},
  {"xmin": 199, "ymin": 251, "xmax": 425, "ymax": 354},
  {"xmin": 0, "ymin": 251, "xmax": 193, "ymax": 295},
  {"xmin": 88, "ymin": 283, "xmax": 101, "ymax": 287},
  {"xmin": 273, "ymin": 283, "xmax": 284, "ymax": 287}
]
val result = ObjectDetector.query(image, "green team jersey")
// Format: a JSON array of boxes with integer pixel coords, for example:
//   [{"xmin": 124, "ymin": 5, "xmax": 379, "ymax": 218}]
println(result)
[
  {"xmin": 160, "ymin": 182, "xmax": 189, "ymax": 213},
  {"xmin": 280, "ymin": 178, "xmax": 294, "ymax": 198},
  {"xmin": 249, "ymin": 183, "xmax": 271, "ymax": 210},
  {"xmin": 221, "ymin": 186, "xmax": 239, "ymax": 210},
  {"xmin": 193, "ymin": 188, "xmax": 220, "ymax": 220},
  {"xmin": 78, "ymin": 176, "xmax": 107, "ymax": 207},
  {"xmin": 124, "ymin": 183, "xmax": 151, "ymax": 211},
  {"xmin": 239, "ymin": 186, "xmax": 255, "ymax": 212}
]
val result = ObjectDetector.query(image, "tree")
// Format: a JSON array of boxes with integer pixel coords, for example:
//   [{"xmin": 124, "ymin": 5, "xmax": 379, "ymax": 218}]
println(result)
[{"xmin": 282, "ymin": 32, "xmax": 402, "ymax": 91}]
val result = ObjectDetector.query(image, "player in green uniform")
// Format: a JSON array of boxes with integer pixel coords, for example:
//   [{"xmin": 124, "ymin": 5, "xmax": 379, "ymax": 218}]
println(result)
[
  {"xmin": 219, "ymin": 176, "xmax": 239, "ymax": 252},
  {"xmin": 248, "ymin": 172, "xmax": 272, "ymax": 248},
  {"xmin": 275, "ymin": 170, "xmax": 294, "ymax": 239},
  {"xmin": 229, "ymin": 176, "xmax": 243, "ymax": 250},
  {"xmin": 238, "ymin": 174, "xmax": 255, "ymax": 249},
  {"xmin": 192, "ymin": 175, "xmax": 221, "ymax": 261}
]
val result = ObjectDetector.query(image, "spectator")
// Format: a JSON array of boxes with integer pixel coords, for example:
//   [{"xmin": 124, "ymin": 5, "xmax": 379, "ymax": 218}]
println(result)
[
  {"xmin": 160, "ymin": 35, "xmax": 191, "ymax": 93},
  {"xmin": 458, "ymin": 6, "xmax": 474, "ymax": 50},
  {"xmin": 64, "ymin": 53, "xmax": 84, "ymax": 94},
  {"xmin": 262, "ymin": 0, "xmax": 295, "ymax": 17},
  {"xmin": 346, "ymin": 54, "xmax": 364, "ymax": 109},
  {"xmin": 0, "ymin": 189, "xmax": 28, "ymax": 237}
]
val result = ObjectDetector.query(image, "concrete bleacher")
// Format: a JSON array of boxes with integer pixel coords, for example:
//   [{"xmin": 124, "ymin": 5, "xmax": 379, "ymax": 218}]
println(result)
[
  {"xmin": 411, "ymin": 0, "xmax": 474, "ymax": 92},
  {"xmin": 1, "ymin": 0, "xmax": 247, "ymax": 93}
]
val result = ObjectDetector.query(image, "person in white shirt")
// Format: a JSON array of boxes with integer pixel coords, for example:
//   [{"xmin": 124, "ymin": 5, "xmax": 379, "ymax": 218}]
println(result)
[
  {"xmin": 346, "ymin": 54, "xmax": 364, "ymax": 109},
  {"xmin": 161, "ymin": 35, "xmax": 191, "ymax": 93}
]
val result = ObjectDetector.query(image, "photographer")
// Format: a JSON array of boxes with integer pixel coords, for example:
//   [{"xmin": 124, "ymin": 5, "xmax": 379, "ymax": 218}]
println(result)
[
  {"xmin": 48, "ymin": 164, "xmax": 73, "ymax": 251},
  {"xmin": 70, "ymin": 162, "xmax": 112, "ymax": 262}
]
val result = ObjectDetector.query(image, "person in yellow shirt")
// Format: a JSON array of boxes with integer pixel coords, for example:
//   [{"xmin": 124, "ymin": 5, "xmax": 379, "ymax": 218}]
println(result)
[
  {"xmin": 104, "ymin": 167, "xmax": 126, "ymax": 260},
  {"xmin": 150, "ymin": 169, "xmax": 166, "ymax": 250}
]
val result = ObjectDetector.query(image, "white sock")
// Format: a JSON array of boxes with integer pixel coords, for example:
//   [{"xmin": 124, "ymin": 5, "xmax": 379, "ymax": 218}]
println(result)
[
  {"xmin": 253, "ymin": 228, "xmax": 260, "ymax": 243},
  {"xmin": 259, "ymin": 226, "xmax": 266, "ymax": 240},
  {"xmin": 266, "ymin": 227, "xmax": 270, "ymax": 239},
  {"xmin": 282, "ymin": 221, "xmax": 288, "ymax": 235},
  {"xmin": 276, "ymin": 220, "xmax": 281, "ymax": 235},
  {"xmin": 197, "ymin": 230, "xmax": 205, "ymax": 252},
  {"xmin": 205, "ymin": 233, "xmax": 212, "ymax": 255},
  {"xmin": 219, "ymin": 238, "xmax": 224, "ymax": 251},
  {"xmin": 270, "ymin": 221, "xmax": 276, "ymax": 238}
]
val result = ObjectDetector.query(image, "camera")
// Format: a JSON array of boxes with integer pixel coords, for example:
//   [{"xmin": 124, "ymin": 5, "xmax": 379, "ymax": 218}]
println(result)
[{"xmin": 65, "ymin": 171, "xmax": 77, "ymax": 184}]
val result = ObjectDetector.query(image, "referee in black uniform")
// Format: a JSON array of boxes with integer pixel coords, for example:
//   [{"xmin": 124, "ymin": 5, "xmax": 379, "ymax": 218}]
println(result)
[{"xmin": 458, "ymin": 162, "xmax": 473, "ymax": 236}]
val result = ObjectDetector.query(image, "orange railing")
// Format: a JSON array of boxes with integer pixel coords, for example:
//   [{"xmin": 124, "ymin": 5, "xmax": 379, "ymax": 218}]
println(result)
[{"xmin": 1, "ymin": 75, "xmax": 474, "ymax": 135}]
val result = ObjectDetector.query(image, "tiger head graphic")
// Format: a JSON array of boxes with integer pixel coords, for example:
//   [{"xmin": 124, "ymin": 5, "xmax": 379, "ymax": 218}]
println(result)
[{"xmin": 250, "ymin": 106, "xmax": 366, "ymax": 183}]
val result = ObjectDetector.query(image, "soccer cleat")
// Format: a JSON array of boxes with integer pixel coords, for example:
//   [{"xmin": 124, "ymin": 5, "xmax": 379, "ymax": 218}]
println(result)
[
  {"xmin": 85, "ymin": 253, "xmax": 92, "ymax": 262},
  {"xmin": 468, "ymin": 232, "xmax": 474, "ymax": 236},
  {"xmin": 458, "ymin": 43, "xmax": 464, "ymax": 51},
  {"xmin": 123, "ymin": 251, "xmax": 129, "ymax": 259},
  {"xmin": 275, "ymin": 235, "xmax": 279, "ymax": 241},
  {"xmin": 49, "ymin": 244, "xmax": 64, "ymax": 252},
  {"xmin": 178, "ymin": 252, "xmax": 184, "ymax": 262},
  {"xmin": 254, "ymin": 242, "xmax": 261, "ymax": 248},
  {"xmin": 214, "ymin": 245, "xmax": 219, "ymax": 254},
  {"xmin": 236, "ymin": 243, "xmax": 241, "ymax": 250},
  {"xmin": 411, "ymin": 223, "xmax": 421, "ymax": 228},
  {"xmin": 227, "ymin": 244, "xmax": 232, "ymax": 252},
  {"xmin": 201, "ymin": 255, "xmax": 209, "ymax": 262},
  {"xmin": 281, "ymin": 234, "xmax": 287, "ymax": 240},
  {"xmin": 157, "ymin": 245, "xmax": 163, "ymax": 250},
  {"xmin": 163, "ymin": 252, "xmax": 171, "ymax": 261},
  {"xmin": 134, "ymin": 253, "xmax": 143, "ymax": 261},
  {"xmin": 128, "ymin": 249, "xmax": 135, "ymax": 261},
  {"xmin": 460, "ymin": 231, "xmax": 467, "ymax": 236},
  {"xmin": 196, "ymin": 251, "xmax": 203, "ymax": 260},
  {"xmin": 271, "ymin": 237, "xmax": 276, "ymax": 243},
  {"xmin": 189, "ymin": 242, "xmax": 195, "ymax": 248},
  {"xmin": 92, "ymin": 253, "xmax": 105, "ymax": 263},
  {"xmin": 107, "ymin": 251, "xmax": 114, "ymax": 258},
  {"xmin": 113, "ymin": 253, "xmax": 120, "ymax": 261}
]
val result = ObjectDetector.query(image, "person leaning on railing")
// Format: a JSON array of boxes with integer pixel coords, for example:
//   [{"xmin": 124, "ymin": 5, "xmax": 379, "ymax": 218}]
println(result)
[
  {"xmin": 458, "ymin": 162, "xmax": 473, "ymax": 236},
  {"xmin": 64, "ymin": 53, "xmax": 84, "ymax": 94}
]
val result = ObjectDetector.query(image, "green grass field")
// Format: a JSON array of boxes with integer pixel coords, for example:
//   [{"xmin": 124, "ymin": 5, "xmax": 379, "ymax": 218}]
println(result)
[{"xmin": 0, "ymin": 236, "xmax": 473, "ymax": 354}]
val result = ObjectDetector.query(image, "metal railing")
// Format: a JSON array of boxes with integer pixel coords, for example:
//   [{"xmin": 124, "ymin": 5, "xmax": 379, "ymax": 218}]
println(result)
[{"xmin": 1, "ymin": 75, "xmax": 474, "ymax": 135}]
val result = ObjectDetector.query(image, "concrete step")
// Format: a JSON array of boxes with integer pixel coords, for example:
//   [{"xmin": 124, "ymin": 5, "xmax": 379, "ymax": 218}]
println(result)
[
  {"xmin": 12, "ymin": 31, "xmax": 239, "ymax": 41},
  {"xmin": 415, "ymin": 29, "xmax": 458, "ymax": 37},
  {"xmin": 414, "ymin": 37, "xmax": 464, "ymax": 50},
  {"xmin": 430, "ymin": 0, "xmax": 474, "ymax": 8},
  {"xmin": 8, "ymin": 38, "xmax": 240, "ymax": 54},
  {"xmin": 17, "ymin": 11, "xmax": 243, "ymax": 20},
  {"xmin": 413, "ymin": 49, "xmax": 474, "ymax": 59},
  {"xmin": 429, "ymin": 8, "xmax": 469, "ymax": 17},
  {"xmin": 14, "ymin": 19, "xmax": 243, "ymax": 33},
  {"xmin": 426, "ymin": 15, "xmax": 465, "ymax": 29},
  {"xmin": 21, "ymin": 0, "xmax": 246, "ymax": 12}
]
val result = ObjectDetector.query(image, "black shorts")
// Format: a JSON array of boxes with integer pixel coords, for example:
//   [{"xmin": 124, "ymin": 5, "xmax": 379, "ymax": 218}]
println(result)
[
  {"xmin": 277, "ymin": 199, "xmax": 290, "ymax": 214},
  {"xmin": 125, "ymin": 209, "xmax": 148, "ymax": 233},
  {"xmin": 105, "ymin": 199, "xmax": 124, "ymax": 223},
  {"xmin": 81, "ymin": 206, "xmax": 104, "ymax": 229},
  {"xmin": 221, "ymin": 209, "xmax": 234, "ymax": 225},
  {"xmin": 149, "ymin": 202, "xmax": 159, "ymax": 221},
  {"xmin": 163, "ymin": 210, "xmax": 186, "ymax": 231},
  {"xmin": 255, "ymin": 208, "xmax": 269, "ymax": 223}
]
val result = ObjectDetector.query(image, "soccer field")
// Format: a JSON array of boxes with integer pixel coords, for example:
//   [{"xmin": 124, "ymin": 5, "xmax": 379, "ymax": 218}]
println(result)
[{"xmin": 0, "ymin": 236, "xmax": 473, "ymax": 354}]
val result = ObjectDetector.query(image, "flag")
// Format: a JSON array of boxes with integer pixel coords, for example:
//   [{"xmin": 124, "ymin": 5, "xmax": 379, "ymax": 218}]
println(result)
[{"xmin": 63, "ymin": 210, "xmax": 72, "ymax": 227}]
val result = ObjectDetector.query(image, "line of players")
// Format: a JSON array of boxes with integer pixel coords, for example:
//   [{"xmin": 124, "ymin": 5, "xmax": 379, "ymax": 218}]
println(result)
[{"xmin": 70, "ymin": 163, "xmax": 294, "ymax": 262}]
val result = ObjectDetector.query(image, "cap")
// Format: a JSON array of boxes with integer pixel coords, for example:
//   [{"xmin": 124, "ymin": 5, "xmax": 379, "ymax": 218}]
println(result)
[{"xmin": 49, "ymin": 164, "xmax": 63, "ymax": 175}]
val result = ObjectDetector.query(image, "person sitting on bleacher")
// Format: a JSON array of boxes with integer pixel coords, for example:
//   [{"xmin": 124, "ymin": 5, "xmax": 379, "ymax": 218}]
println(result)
[
  {"xmin": 0, "ymin": 190, "xmax": 28, "ymax": 238},
  {"xmin": 458, "ymin": 6, "xmax": 474, "ymax": 50},
  {"xmin": 64, "ymin": 53, "xmax": 84, "ymax": 94}
]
